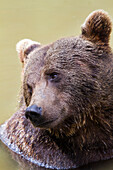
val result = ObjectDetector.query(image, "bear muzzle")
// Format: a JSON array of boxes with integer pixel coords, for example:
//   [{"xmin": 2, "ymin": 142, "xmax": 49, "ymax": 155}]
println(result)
[{"xmin": 25, "ymin": 104, "xmax": 58, "ymax": 128}]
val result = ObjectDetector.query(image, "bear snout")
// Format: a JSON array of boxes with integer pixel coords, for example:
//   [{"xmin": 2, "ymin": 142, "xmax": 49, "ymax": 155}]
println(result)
[
  {"xmin": 25, "ymin": 104, "xmax": 42, "ymax": 122},
  {"xmin": 25, "ymin": 104, "xmax": 59, "ymax": 128}
]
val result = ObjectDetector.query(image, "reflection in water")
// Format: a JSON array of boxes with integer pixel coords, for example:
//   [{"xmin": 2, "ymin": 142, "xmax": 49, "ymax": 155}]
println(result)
[
  {"xmin": 1, "ymin": 0, "xmax": 113, "ymax": 169},
  {"xmin": 1, "ymin": 140, "xmax": 113, "ymax": 170}
]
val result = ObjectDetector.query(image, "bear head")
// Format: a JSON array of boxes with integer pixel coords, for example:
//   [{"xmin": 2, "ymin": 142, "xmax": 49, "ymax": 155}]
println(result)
[{"xmin": 16, "ymin": 10, "xmax": 112, "ymax": 137}]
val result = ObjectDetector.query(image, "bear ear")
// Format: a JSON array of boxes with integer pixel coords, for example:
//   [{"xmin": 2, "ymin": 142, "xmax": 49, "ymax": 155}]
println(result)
[
  {"xmin": 16, "ymin": 39, "xmax": 41, "ymax": 64},
  {"xmin": 81, "ymin": 10, "xmax": 112, "ymax": 44}
]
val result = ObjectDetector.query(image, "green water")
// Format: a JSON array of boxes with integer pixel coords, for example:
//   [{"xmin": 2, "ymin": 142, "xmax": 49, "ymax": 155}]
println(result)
[{"xmin": 0, "ymin": 0, "xmax": 113, "ymax": 169}]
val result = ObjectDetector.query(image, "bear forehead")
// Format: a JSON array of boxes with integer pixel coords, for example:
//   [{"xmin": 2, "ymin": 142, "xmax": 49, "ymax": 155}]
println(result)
[
  {"xmin": 46, "ymin": 37, "xmax": 94, "ymax": 57},
  {"xmin": 45, "ymin": 37, "xmax": 95, "ymax": 67},
  {"xmin": 26, "ymin": 36, "xmax": 94, "ymax": 71},
  {"xmin": 23, "ymin": 36, "xmax": 96, "ymax": 87}
]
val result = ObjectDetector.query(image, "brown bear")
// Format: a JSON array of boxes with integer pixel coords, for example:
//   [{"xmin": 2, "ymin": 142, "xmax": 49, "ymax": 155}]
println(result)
[{"xmin": 0, "ymin": 9, "xmax": 113, "ymax": 169}]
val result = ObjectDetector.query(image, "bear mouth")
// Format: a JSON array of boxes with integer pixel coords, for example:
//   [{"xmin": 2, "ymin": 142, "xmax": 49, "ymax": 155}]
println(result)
[{"xmin": 28, "ymin": 117, "xmax": 58, "ymax": 128}]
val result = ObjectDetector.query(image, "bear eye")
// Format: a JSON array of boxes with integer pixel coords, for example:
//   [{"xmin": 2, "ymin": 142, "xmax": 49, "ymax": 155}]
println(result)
[
  {"xmin": 27, "ymin": 84, "xmax": 33, "ymax": 95},
  {"xmin": 47, "ymin": 72, "xmax": 60, "ymax": 82},
  {"xmin": 24, "ymin": 84, "xmax": 33, "ymax": 106}
]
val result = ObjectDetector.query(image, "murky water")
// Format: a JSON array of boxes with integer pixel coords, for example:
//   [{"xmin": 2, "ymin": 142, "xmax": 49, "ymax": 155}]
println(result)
[{"xmin": 1, "ymin": 0, "xmax": 113, "ymax": 169}]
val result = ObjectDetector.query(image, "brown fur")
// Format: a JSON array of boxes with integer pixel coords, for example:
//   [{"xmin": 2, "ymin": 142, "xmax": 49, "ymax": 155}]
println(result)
[{"xmin": 0, "ymin": 10, "xmax": 113, "ymax": 169}]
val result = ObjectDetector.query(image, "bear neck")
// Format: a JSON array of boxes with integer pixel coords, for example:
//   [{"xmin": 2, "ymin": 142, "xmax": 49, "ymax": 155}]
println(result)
[
  {"xmin": 4, "ymin": 105, "xmax": 113, "ymax": 169},
  {"xmin": 47, "ymin": 107, "xmax": 113, "ymax": 161}
]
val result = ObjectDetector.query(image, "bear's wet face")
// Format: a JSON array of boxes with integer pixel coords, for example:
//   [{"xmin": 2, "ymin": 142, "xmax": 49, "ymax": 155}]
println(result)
[
  {"xmin": 21, "ymin": 38, "xmax": 102, "ymax": 133},
  {"xmin": 23, "ymin": 57, "xmax": 69, "ymax": 128}
]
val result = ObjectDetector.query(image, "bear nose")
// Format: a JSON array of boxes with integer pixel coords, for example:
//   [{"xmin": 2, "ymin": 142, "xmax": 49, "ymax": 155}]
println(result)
[{"xmin": 25, "ymin": 104, "xmax": 42, "ymax": 120}]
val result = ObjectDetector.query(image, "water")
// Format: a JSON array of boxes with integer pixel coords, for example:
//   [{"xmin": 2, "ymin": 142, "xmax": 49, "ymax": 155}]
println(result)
[{"xmin": 0, "ymin": 0, "xmax": 113, "ymax": 169}]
